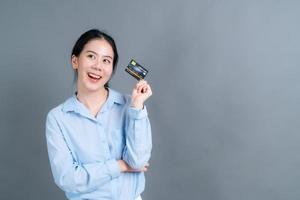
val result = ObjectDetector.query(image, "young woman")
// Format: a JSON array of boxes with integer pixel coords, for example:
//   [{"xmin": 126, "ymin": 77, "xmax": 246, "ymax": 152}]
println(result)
[{"xmin": 45, "ymin": 29, "xmax": 152, "ymax": 200}]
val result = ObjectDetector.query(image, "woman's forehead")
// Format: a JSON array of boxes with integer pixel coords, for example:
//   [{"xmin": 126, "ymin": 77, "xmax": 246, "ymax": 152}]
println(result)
[{"xmin": 83, "ymin": 39, "xmax": 114, "ymax": 56}]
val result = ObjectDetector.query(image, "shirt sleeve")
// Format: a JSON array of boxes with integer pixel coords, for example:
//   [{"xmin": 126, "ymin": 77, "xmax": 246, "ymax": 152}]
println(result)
[
  {"xmin": 45, "ymin": 111, "xmax": 121, "ymax": 194},
  {"xmin": 122, "ymin": 106, "xmax": 152, "ymax": 169}
]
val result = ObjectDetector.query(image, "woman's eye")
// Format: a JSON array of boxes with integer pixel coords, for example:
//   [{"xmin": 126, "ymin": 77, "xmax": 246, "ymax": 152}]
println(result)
[
  {"xmin": 87, "ymin": 54, "xmax": 96, "ymax": 59},
  {"xmin": 103, "ymin": 59, "xmax": 111, "ymax": 64}
]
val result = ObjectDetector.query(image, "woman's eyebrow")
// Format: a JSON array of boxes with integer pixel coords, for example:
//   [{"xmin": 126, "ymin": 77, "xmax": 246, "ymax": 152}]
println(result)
[
  {"xmin": 85, "ymin": 50, "xmax": 112, "ymax": 59},
  {"xmin": 102, "ymin": 55, "xmax": 113, "ymax": 60},
  {"xmin": 86, "ymin": 50, "xmax": 98, "ymax": 55}
]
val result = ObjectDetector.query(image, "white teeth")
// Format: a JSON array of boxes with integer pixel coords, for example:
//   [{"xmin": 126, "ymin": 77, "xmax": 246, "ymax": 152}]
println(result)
[{"xmin": 88, "ymin": 73, "xmax": 101, "ymax": 79}]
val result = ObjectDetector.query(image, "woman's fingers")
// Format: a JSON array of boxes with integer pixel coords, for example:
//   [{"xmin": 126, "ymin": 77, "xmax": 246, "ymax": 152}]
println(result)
[
  {"xmin": 135, "ymin": 80, "xmax": 147, "ymax": 89},
  {"xmin": 126, "ymin": 163, "xmax": 150, "ymax": 172},
  {"xmin": 142, "ymin": 167, "xmax": 148, "ymax": 172},
  {"xmin": 137, "ymin": 83, "xmax": 152, "ymax": 95},
  {"xmin": 131, "ymin": 80, "xmax": 152, "ymax": 109},
  {"xmin": 134, "ymin": 80, "xmax": 153, "ymax": 95},
  {"xmin": 138, "ymin": 84, "xmax": 148, "ymax": 93},
  {"xmin": 119, "ymin": 160, "xmax": 150, "ymax": 173},
  {"xmin": 136, "ymin": 81, "xmax": 147, "ymax": 90}
]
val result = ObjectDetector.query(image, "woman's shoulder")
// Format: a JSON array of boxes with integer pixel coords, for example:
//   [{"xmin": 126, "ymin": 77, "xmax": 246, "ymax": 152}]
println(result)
[{"xmin": 46, "ymin": 96, "xmax": 74, "ymax": 119}]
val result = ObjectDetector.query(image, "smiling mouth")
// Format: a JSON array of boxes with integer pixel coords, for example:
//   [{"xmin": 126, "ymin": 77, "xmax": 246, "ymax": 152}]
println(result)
[{"xmin": 87, "ymin": 72, "xmax": 102, "ymax": 80}]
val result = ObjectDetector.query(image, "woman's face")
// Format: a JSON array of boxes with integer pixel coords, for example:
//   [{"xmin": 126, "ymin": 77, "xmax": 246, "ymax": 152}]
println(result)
[{"xmin": 72, "ymin": 39, "xmax": 114, "ymax": 93}]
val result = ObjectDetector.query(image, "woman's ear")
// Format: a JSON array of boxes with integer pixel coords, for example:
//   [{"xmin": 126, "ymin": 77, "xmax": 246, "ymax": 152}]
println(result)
[{"xmin": 71, "ymin": 55, "xmax": 78, "ymax": 70}]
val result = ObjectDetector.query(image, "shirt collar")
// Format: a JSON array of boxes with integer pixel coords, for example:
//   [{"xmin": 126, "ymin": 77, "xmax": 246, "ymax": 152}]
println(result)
[{"xmin": 61, "ymin": 88, "xmax": 126, "ymax": 115}]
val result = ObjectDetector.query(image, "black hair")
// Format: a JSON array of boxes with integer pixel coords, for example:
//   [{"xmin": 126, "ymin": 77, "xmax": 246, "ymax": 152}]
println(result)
[{"xmin": 71, "ymin": 29, "xmax": 119, "ymax": 88}]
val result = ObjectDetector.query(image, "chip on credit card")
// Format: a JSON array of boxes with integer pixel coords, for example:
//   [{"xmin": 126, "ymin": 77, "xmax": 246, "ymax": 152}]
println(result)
[{"xmin": 125, "ymin": 59, "xmax": 148, "ymax": 80}]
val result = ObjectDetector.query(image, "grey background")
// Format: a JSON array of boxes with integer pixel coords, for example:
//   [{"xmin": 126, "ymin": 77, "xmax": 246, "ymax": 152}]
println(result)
[{"xmin": 1, "ymin": 0, "xmax": 300, "ymax": 199}]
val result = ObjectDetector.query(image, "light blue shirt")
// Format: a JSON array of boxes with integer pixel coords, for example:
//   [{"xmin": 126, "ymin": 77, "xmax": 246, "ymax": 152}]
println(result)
[{"xmin": 45, "ymin": 88, "xmax": 152, "ymax": 200}]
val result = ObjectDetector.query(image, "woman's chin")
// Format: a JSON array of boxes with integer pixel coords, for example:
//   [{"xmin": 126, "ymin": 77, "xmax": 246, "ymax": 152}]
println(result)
[{"xmin": 78, "ymin": 79, "xmax": 108, "ymax": 93}]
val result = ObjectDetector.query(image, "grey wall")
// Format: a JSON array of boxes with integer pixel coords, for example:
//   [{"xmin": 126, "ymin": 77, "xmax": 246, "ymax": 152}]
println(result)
[{"xmin": 1, "ymin": 0, "xmax": 300, "ymax": 199}]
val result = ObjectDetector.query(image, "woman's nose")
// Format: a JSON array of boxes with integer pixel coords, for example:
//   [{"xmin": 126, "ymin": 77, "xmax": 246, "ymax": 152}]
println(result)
[{"xmin": 92, "ymin": 60, "xmax": 102, "ymax": 71}]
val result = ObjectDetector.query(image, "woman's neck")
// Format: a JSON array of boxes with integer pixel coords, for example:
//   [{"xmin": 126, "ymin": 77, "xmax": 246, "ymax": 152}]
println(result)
[{"xmin": 76, "ymin": 87, "xmax": 108, "ymax": 117}]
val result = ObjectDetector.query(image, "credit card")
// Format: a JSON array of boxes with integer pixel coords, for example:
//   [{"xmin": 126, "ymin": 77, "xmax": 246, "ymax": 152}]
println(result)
[{"xmin": 125, "ymin": 59, "xmax": 148, "ymax": 80}]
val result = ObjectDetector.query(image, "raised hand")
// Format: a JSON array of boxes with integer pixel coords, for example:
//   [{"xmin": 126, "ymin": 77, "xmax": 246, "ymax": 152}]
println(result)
[{"xmin": 130, "ymin": 80, "xmax": 152, "ymax": 110}]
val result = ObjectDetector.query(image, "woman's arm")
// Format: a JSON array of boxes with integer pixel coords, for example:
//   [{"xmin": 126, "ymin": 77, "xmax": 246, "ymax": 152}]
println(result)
[
  {"xmin": 122, "ymin": 80, "xmax": 153, "ymax": 169},
  {"xmin": 122, "ymin": 106, "xmax": 152, "ymax": 169},
  {"xmin": 45, "ymin": 112, "xmax": 120, "ymax": 194}
]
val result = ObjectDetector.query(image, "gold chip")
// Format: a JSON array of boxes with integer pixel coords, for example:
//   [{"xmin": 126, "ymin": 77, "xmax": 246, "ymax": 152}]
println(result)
[{"xmin": 131, "ymin": 60, "xmax": 136, "ymax": 65}]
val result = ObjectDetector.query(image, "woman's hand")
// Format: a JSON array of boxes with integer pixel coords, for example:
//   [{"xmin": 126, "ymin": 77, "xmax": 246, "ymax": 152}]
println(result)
[
  {"xmin": 130, "ymin": 80, "xmax": 152, "ymax": 110},
  {"xmin": 117, "ymin": 160, "xmax": 149, "ymax": 172}
]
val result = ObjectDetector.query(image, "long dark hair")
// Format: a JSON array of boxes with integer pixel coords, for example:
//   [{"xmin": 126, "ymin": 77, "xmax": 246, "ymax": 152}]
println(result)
[{"xmin": 71, "ymin": 29, "xmax": 119, "ymax": 88}]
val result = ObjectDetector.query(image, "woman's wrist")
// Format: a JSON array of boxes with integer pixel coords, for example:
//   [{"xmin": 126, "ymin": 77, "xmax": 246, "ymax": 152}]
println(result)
[
  {"xmin": 130, "ymin": 100, "xmax": 144, "ymax": 110},
  {"xmin": 130, "ymin": 104, "xmax": 144, "ymax": 110}
]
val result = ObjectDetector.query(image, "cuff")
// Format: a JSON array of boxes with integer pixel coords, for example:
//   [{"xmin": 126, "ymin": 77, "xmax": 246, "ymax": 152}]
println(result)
[
  {"xmin": 105, "ymin": 159, "xmax": 121, "ymax": 179},
  {"xmin": 127, "ymin": 106, "xmax": 148, "ymax": 120}
]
